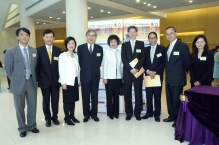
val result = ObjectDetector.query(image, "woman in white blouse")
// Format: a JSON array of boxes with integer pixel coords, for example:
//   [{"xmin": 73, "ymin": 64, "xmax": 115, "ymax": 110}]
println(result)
[
  {"xmin": 58, "ymin": 36, "xmax": 80, "ymax": 125},
  {"xmin": 103, "ymin": 35, "xmax": 123, "ymax": 119}
]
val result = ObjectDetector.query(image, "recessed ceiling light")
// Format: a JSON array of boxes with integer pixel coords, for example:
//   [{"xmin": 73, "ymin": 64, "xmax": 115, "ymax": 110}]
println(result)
[
  {"xmin": 36, "ymin": 22, "xmax": 39, "ymax": 24},
  {"xmin": 143, "ymin": 2, "xmax": 147, "ymax": 5},
  {"xmin": 88, "ymin": 7, "xmax": 90, "ymax": 9},
  {"xmin": 57, "ymin": 18, "xmax": 60, "ymax": 19},
  {"xmin": 153, "ymin": 6, "xmax": 157, "ymax": 8},
  {"xmin": 108, "ymin": 11, "xmax": 111, "ymax": 14},
  {"xmin": 136, "ymin": 0, "xmax": 140, "ymax": 2},
  {"xmin": 49, "ymin": 16, "xmax": 52, "ymax": 18},
  {"xmin": 52, "ymin": 27, "xmax": 53, "ymax": 28},
  {"xmin": 147, "ymin": 3, "xmax": 151, "ymax": 6},
  {"xmin": 91, "ymin": 16, "xmax": 93, "ymax": 18},
  {"xmin": 44, "ymin": 23, "xmax": 46, "ymax": 24},
  {"xmin": 62, "ymin": 11, "xmax": 65, "ymax": 13},
  {"xmin": 100, "ymin": 10, "xmax": 103, "ymax": 12},
  {"xmin": 189, "ymin": 0, "xmax": 193, "ymax": 2}
]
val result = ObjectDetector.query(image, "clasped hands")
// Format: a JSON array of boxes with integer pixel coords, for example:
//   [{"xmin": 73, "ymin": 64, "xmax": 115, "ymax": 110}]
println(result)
[
  {"xmin": 148, "ymin": 70, "xmax": 156, "ymax": 79},
  {"xmin": 130, "ymin": 68, "xmax": 138, "ymax": 74}
]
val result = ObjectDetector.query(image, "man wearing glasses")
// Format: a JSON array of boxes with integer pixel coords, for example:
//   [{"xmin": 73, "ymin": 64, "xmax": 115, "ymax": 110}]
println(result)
[
  {"xmin": 78, "ymin": 30, "xmax": 103, "ymax": 122},
  {"xmin": 141, "ymin": 32, "xmax": 166, "ymax": 122}
]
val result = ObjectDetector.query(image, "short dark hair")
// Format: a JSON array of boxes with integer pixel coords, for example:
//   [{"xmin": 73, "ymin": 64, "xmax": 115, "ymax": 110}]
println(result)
[
  {"xmin": 86, "ymin": 30, "xmax": 97, "ymax": 36},
  {"xmin": 148, "ymin": 32, "xmax": 157, "ymax": 39},
  {"xmin": 43, "ymin": 29, "xmax": 55, "ymax": 37},
  {"xmin": 16, "ymin": 27, "xmax": 30, "ymax": 36},
  {"xmin": 165, "ymin": 26, "xmax": 177, "ymax": 32},
  {"xmin": 127, "ymin": 26, "xmax": 138, "ymax": 32},
  {"xmin": 215, "ymin": 45, "xmax": 219, "ymax": 51},
  {"xmin": 64, "ymin": 36, "xmax": 77, "ymax": 53},
  {"xmin": 107, "ymin": 35, "xmax": 120, "ymax": 46}
]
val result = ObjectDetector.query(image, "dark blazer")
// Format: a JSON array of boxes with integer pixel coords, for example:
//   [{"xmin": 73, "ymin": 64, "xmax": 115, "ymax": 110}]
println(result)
[
  {"xmin": 144, "ymin": 45, "xmax": 166, "ymax": 82},
  {"xmin": 37, "ymin": 45, "xmax": 61, "ymax": 88},
  {"xmin": 165, "ymin": 40, "xmax": 191, "ymax": 86},
  {"xmin": 190, "ymin": 51, "xmax": 214, "ymax": 86},
  {"xmin": 121, "ymin": 40, "xmax": 145, "ymax": 81},
  {"xmin": 78, "ymin": 43, "xmax": 103, "ymax": 84}
]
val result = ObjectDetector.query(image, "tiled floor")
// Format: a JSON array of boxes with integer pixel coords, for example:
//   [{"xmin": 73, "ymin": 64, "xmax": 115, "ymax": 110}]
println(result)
[{"xmin": 0, "ymin": 74, "xmax": 189, "ymax": 145}]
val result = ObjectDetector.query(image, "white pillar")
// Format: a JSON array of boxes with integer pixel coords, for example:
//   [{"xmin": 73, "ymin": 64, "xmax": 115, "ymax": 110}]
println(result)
[
  {"xmin": 66, "ymin": 0, "xmax": 88, "ymax": 46},
  {"xmin": 19, "ymin": 3, "xmax": 36, "ymax": 48}
]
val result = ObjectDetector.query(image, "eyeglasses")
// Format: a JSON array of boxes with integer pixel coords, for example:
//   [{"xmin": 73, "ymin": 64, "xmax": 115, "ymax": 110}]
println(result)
[
  {"xmin": 166, "ymin": 32, "xmax": 175, "ymax": 36},
  {"xmin": 149, "ymin": 37, "xmax": 157, "ymax": 40},
  {"xmin": 87, "ymin": 34, "xmax": 96, "ymax": 37}
]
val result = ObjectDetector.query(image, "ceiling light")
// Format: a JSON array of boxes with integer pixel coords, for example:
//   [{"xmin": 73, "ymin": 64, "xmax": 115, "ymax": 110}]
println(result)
[
  {"xmin": 36, "ymin": 22, "xmax": 39, "ymax": 24},
  {"xmin": 153, "ymin": 6, "xmax": 157, "ymax": 8},
  {"xmin": 44, "ymin": 23, "xmax": 46, "ymax": 24},
  {"xmin": 100, "ymin": 10, "xmax": 103, "ymax": 12},
  {"xmin": 189, "ymin": 0, "xmax": 193, "ymax": 2},
  {"xmin": 57, "ymin": 18, "xmax": 60, "ymax": 19},
  {"xmin": 143, "ymin": 2, "xmax": 146, "ymax": 5},
  {"xmin": 88, "ymin": 7, "xmax": 90, "ymax": 9},
  {"xmin": 147, "ymin": 3, "xmax": 151, "ymax": 6},
  {"xmin": 62, "ymin": 11, "xmax": 65, "ymax": 13},
  {"xmin": 108, "ymin": 12, "xmax": 111, "ymax": 14},
  {"xmin": 136, "ymin": 0, "xmax": 140, "ymax": 2},
  {"xmin": 91, "ymin": 16, "xmax": 93, "ymax": 18},
  {"xmin": 49, "ymin": 16, "xmax": 52, "ymax": 18}
]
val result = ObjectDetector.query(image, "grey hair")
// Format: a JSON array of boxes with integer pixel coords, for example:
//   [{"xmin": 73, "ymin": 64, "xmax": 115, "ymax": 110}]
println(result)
[
  {"xmin": 127, "ymin": 26, "xmax": 138, "ymax": 32},
  {"xmin": 165, "ymin": 26, "xmax": 177, "ymax": 32},
  {"xmin": 86, "ymin": 30, "xmax": 97, "ymax": 36}
]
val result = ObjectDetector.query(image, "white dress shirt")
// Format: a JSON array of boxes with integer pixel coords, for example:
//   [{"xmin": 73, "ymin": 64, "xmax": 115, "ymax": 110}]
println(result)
[
  {"xmin": 87, "ymin": 43, "xmax": 94, "ymax": 52},
  {"xmin": 102, "ymin": 47, "xmax": 123, "ymax": 79},
  {"xmin": 58, "ymin": 52, "xmax": 80, "ymax": 86},
  {"xmin": 45, "ymin": 44, "xmax": 53, "ymax": 53}
]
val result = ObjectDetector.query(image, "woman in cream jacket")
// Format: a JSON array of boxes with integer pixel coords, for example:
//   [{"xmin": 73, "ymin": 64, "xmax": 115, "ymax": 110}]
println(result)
[{"xmin": 59, "ymin": 36, "xmax": 80, "ymax": 125}]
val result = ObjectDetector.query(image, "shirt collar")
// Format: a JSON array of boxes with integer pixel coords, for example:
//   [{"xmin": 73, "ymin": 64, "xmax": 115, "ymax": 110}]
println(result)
[
  {"xmin": 87, "ymin": 43, "xmax": 94, "ymax": 48},
  {"xmin": 170, "ymin": 39, "xmax": 177, "ymax": 47},
  {"xmin": 151, "ymin": 44, "xmax": 157, "ymax": 49},
  {"xmin": 19, "ymin": 43, "xmax": 28, "ymax": 49}
]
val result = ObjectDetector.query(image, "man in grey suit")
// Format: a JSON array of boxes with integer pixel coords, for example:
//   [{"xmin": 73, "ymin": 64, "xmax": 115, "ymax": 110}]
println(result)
[{"xmin": 4, "ymin": 27, "xmax": 39, "ymax": 137}]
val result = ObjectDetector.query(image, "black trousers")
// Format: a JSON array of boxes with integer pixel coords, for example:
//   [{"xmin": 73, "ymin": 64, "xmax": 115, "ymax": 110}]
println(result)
[
  {"xmin": 41, "ymin": 85, "xmax": 60, "ymax": 121},
  {"xmin": 63, "ymin": 102, "xmax": 75, "ymax": 121},
  {"xmin": 145, "ymin": 86, "xmax": 162, "ymax": 118},
  {"xmin": 124, "ymin": 80, "xmax": 142, "ymax": 116},
  {"xmin": 105, "ymin": 79, "xmax": 121, "ymax": 117},
  {"xmin": 166, "ymin": 84, "xmax": 183, "ymax": 122},
  {"xmin": 81, "ymin": 82, "xmax": 99, "ymax": 117}
]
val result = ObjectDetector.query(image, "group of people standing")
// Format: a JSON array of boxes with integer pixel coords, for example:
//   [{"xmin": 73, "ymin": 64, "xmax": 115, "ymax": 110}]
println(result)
[{"xmin": 3, "ymin": 25, "xmax": 217, "ymax": 138}]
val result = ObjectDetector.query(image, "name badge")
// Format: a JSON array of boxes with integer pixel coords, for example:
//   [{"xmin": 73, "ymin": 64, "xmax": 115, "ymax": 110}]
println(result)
[
  {"xmin": 173, "ymin": 51, "xmax": 179, "ymax": 55},
  {"xmin": 156, "ymin": 53, "xmax": 162, "ymax": 57},
  {"xmin": 200, "ymin": 57, "xmax": 206, "ymax": 61},
  {"xmin": 136, "ymin": 49, "xmax": 141, "ymax": 53},
  {"xmin": 97, "ymin": 53, "xmax": 101, "ymax": 57},
  {"xmin": 54, "ymin": 57, "xmax": 59, "ymax": 60},
  {"xmin": 32, "ymin": 53, "xmax": 36, "ymax": 57}
]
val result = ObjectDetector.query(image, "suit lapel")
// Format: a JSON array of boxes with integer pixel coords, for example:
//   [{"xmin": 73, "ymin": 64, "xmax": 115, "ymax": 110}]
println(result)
[
  {"xmin": 152, "ymin": 45, "xmax": 159, "ymax": 64},
  {"xmin": 42, "ymin": 45, "xmax": 51, "ymax": 64},
  {"xmin": 169, "ymin": 41, "xmax": 178, "ymax": 62},
  {"xmin": 15, "ymin": 45, "xmax": 25, "ymax": 65}
]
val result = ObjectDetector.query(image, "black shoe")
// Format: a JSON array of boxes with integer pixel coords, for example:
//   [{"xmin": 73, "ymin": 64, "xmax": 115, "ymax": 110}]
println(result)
[
  {"xmin": 72, "ymin": 117, "xmax": 80, "ymax": 123},
  {"xmin": 52, "ymin": 119, "xmax": 60, "ymax": 125},
  {"xmin": 92, "ymin": 116, "xmax": 99, "ymax": 122},
  {"xmin": 31, "ymin": 128, "xmax": 39, "ymax": 133},
  {"xmin": 141, "ymin": 114, "xmax": 153, "ymax": 119},
  {"xmin": 45, "ymin": 120, "xmax": 51, "ymax": 127},
  {"xmin": 172, "ymin": 123, "xmax": 176, "ymax": 127},
  {"xmin": 155, "ymin": 117, "xmax": 160, "ymax": 122},
  {"xmin": 109, "ymin": 116, "xmax": 114, "ymax": 120},
  {"xmin": 125, "ymin": 116, "xmax": 131, "ymax": 120},
  {"xmin": 163, "ymin": 117, "xmax": 174, "ymax": 122},
  {"xmin": 136, "ymin": 115, "xmax": 141, "ymax": 121},
  {"xmin": 83, "ymin": 116, "xmax": 90, "ymax": 123},
  {"xmin": 65, "ymin": 119, "xmax": 75, "ymax": 125},
  {"xmin": 20, "ymin": 131, "xmax": 26, "ymax": 137},
  {"xmin": 114, "ymin": 115, "xmax": 119, "ymax": 119}
]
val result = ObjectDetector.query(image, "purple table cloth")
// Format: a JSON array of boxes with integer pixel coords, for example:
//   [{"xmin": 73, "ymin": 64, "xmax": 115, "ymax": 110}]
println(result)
[{"xmin": 175, "ymin": 86, "xmax": 219, "ymax": 145}]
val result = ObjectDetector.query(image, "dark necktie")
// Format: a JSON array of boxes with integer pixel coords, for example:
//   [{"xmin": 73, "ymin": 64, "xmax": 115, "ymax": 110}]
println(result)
[{"xmin": 90, "ymin": 45, "xmax": 92, "ymax": 54}]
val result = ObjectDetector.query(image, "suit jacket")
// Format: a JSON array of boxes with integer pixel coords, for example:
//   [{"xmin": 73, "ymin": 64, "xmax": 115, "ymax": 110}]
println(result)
[
  {"xmin": 190, "ymin": 51, "xmax": 214, "ymax": 85},
  {"xmin": 37, "ymin": 45, "xmax": 61, "ymax": 88},
  {"xmin": 144, "ymin": 45, "xmax": 166, "ymax": 82},
  {"xmin": 4, "ymin": 45, "xmax": 38, "ymax": 95},
  {"xmin": 165, "ymin": 40, "xmax": 191, "ymax": 86},
  {"xmin": 121, "ymin": 40, "xmax": 145, "ymax": 81},
  {"xmin": 58, "ymin": 52, "xmax": 80, "ymax": 86},
  {"xmin": 78, "ymin": 43, "xmax": 103, "ymax": 84}
]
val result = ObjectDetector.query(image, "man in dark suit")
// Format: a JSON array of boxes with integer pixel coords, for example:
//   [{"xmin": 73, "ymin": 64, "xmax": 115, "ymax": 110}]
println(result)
[
  {"xmin": 37, "ymin": 29, "xmax": 61, "ymax": 127},
  {"xmin": 78, "ymin": 30, "xmax": 103, "ymax": 122},
  {"xmin": 141, "ymin": 32, "xmax": 166, "ymax": 122},
  {"xmin": 121, "ymin": 26, "xmax": 145, "ymax": 121},
  {"xmin": 164, "ymin": 26, "xmax": 191, "ymax": 127},
  {"xmin": 4, "ymin": 27, "xmax": 39, "ymax": 137}
]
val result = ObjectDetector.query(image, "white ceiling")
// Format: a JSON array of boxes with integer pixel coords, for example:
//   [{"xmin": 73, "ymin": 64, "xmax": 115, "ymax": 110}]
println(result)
[{"xmin": 4, "ymin": 0, "xmax": 219, "ymax": 29}]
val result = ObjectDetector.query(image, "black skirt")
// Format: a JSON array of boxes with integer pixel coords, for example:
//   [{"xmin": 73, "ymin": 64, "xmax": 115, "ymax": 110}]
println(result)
[{"xmin": 62, "ymin": 77, "xmax": 79, "ymax": 103}]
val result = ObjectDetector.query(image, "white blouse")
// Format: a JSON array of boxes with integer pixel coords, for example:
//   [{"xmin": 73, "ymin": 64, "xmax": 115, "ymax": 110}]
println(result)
[
  {"xmin": 102, "ymin": 47, "xmax": 123, "ymax": 79},
  {"xmin": 58, "ymin": 52, "xmax": 80, "ymax": 86}
]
